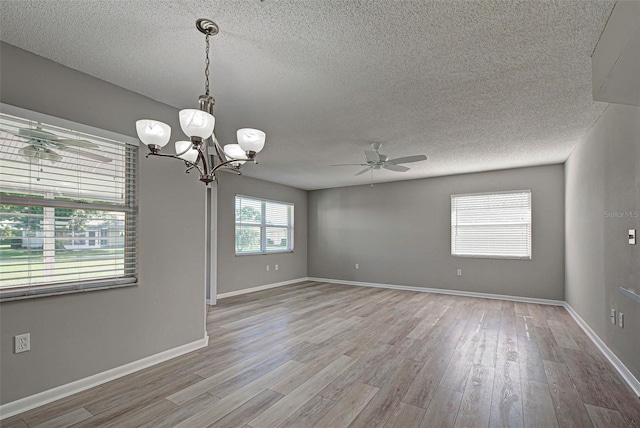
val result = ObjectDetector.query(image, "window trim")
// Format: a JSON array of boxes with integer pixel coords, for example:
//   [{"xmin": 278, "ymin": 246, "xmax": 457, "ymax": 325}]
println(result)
[
  {"xmin": 450, "ymin": 189, "xmax": 532, "ymax": 260},
  {"xmin": 235, "ymin": 194, "xmax": 294, "ymax": 256},
  {"xmin": 0, "ymin": 104, "xmax": 139, "ymax": 302}
]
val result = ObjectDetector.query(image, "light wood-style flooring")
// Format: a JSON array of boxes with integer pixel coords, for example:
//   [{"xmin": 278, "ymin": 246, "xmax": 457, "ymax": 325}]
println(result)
[{"xmin": 3, "ymin": 281, "xmax": 640, "ymax": 427}]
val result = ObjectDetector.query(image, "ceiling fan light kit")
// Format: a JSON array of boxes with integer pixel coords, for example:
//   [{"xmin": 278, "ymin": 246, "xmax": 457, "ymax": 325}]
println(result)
[
  {"xmin": 20, "ymin": 145, "xmax": 62, "ymax": 163},
  {"xmin": 135, "ymin": 19, "xmax": 266, "ymax": 184}
]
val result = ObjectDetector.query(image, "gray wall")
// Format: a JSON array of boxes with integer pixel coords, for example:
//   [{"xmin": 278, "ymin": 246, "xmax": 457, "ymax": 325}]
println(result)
[
  {"xmin": 216, "ymin": 173, "xmax": 307, "ymax": 294},
  {"xmin": 0, "ymin": 43, "xmax": 207, "ymax": 404},
  {"xmin": 565, "ymin": 103, "xmax": 640, "ymax": 379},
  {"xmin": 308, "ymin": 165, "xmax": 565, "ymax": 300}
]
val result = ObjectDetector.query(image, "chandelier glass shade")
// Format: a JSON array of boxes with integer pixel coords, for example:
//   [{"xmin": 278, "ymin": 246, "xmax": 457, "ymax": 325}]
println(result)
[
  {"xmin": 223, "ymin": 144, "xmax": 248, "ymax": 166},
  {"xmin": 135, "ymin": 19, "xmax": 266, "ymax": 184},
  {"xmin": 237, "ymin": 128, "xmax": 266, "ymax": 154},
  {"xmin": 136, "ymin": 120, "xmax": 171, "ymax": 147},
  {"xmin": 178, "ymin": 109, "xmax": 215, "ymax": 140},
  {"xmin": 175, "ymin": 140, "xmax": 199, "ymax": 163}
]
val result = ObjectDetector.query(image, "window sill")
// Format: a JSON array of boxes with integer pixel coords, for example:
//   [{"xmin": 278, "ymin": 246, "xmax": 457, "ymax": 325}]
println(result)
[
  {"xmin": 0, "ymin": 279, "xmax": 138, "ymax": 302},
  {"xmin": 452, "ymin": 254, "xmax": 532, "ymax": 260},
  {"xmin": 235, "ymin": 250, "xmax": 294, "ymax": 257}
]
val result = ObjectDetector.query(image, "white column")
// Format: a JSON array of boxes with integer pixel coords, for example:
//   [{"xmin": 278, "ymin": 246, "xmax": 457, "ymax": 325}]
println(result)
[{"xmin": 208, "ymin": 184, "xmax": 218, "ymax": 306}]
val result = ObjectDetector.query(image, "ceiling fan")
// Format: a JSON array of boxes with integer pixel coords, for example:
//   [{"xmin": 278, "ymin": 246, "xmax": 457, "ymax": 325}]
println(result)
[
  {"xmin": 9, "ymin": 127, "xmax": 113, "ymax": 163},
  {"xmin": 332, "ymin": 142, "xmax": 427, "ymax": 176}
]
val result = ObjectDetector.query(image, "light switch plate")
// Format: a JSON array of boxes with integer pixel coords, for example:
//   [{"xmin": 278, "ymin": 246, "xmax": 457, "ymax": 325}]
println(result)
[
  {"xmin": 618, "ymin": 312, "xmax": 624, "ymax": 328},
  {"xmin": 15, "ymin": 333, "xmax": 31, "ymax": 353},
  {"xmin": 630, "ymin": 229, "xmax": 636, "ymax": 245}
]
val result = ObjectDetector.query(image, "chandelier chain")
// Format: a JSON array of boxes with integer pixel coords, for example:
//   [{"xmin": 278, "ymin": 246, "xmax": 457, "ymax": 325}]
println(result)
[{"xmin": 205, "ymin": 34, "xmax": 211, "ymax": 96}]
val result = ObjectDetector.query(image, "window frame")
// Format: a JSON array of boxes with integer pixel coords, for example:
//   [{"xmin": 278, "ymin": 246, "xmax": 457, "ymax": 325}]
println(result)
[
  {"xmin": 450, "ymin": 189, "xmax": 532, "ymax": 260},
  {"xmin": 0, "ymin": 104, "xmax": 139, "ymax": 302},
  {"xmin": 234, "ymin": 194, "xmax": 294, "ymax": 256}
]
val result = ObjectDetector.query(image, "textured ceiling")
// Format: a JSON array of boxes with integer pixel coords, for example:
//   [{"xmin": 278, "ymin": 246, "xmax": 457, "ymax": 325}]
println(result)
[{"xmin": 0, "ymin": 0, "xmax": 614, "ymax": 190}]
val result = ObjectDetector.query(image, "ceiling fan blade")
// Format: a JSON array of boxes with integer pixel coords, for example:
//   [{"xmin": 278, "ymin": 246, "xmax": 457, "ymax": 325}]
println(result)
[
  {"xmin": 63, "ymin": 147, "xmax": 113, "ymax": 162},
  {"xmin": 365, "ymin": 150, "xmax": 380, "ymax": 162},
  {"xmin": 18, "ymin": 128, "xmax": 59, "ymax": 142},
  {"xmin": 57, "ymin": 138, "xmax": 99, "ymax": 149},
  {"xmin": 387, "ymin": 154, "xmax": 427, "ymax": 165},
  {"xmin": 383, "ymin": 164, "xmax": 410, "ymax": 172},
  {"xmin": 330, "ymin": 163, "xmax": 368, "ymax": 166},
  {"xmin": 355, "ymin": 167, "xmax": 372, "ymax": 176}
]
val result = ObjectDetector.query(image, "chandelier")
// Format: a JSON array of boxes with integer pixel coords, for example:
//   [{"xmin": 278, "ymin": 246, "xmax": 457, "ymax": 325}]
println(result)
[{"xmin": 135, "ymin": 19, "xmax": 266, "ymax": 184}]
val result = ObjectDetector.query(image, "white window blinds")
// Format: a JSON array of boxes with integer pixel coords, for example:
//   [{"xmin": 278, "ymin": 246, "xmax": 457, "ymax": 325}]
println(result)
[
  {"xmin": 235, "ymin": 195, "xmax": 294, "ymax": 255},
  {"xmin": 0, "ymin": 109, "xmax": 138, "ymax": 301},
  {"xmin": 451, "ymin": 190, "xmax": 531, "ymax": 259}
]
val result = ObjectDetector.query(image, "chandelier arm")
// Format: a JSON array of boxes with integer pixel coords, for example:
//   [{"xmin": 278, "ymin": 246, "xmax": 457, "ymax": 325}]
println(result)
[
  {"xmin": 211, "ymin": 158, "xmax": 251, "ymax": 174},
  {"xmin": 175, "ymin": 145, "xmax": 191, "ymax": 157},
  {"xmin": 211, "ymin": 137, "xmax": 226, "ymax": 163},
  {"xmin": 204, "ymin": 136, "xmax": 227, "ymax": 168},
  {"xmin": 196, "ymin": 149, "xmax": 210, "ymax": 177},
  {"xmin": 145, "ymin": 151, "xmax": 206, "ymax": 176}
]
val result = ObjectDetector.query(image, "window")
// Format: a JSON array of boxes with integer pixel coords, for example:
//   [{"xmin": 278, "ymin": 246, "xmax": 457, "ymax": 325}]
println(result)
[
  {"xmin": 0, "ymin": 107, "xmax": 138, "ymax": 301},
  {"xmin": 451, "ymin": 190, "xmax": 531, "ymax": 259},
  {"xmin": 235, "ymin": 195, "xmax": 294, "ymax": 255}
]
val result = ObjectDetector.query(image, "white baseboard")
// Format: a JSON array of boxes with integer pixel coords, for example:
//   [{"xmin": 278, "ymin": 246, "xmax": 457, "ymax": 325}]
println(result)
[
  {"xmin": 0, "ymin": 335, "xmax": 209, "ymax": 420},
  {"xmin": 308, "ymin": 277, "xmax": 565, "ymax": 306},
  {"xmin": 563, "ymin": 303, "xmax": 640, "ymax": 397},
  {"xmin": 217, "ymin": 277, "xmax": 309, "ymax": 299}
]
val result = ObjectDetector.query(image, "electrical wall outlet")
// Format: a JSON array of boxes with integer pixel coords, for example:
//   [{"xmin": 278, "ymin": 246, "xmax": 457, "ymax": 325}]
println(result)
[
  {"xmin": 611, "ymin": 308, "xmax": 616, "ymax": 325},
  {"xmin": 275, "ymin": 264, "xmax": 278, "ymax": 271},
  {"xmin": 457, "ymin": 269, "xmax": 462, "ymax": 276},
  {"xmin": 355, "ymin": 263, "xmax": 359, "ymax": 269},
  {"xmin": 618, "ymin": 312, "xmax": 624, "ymax": 328},
  {"xmin": 630, "ymin": 229, "xmax": 636, "ymax": 245},
  {"xmin": 15, "ymin": 333, "xmax": 30, "ymax": 353},
  {"xmin": 266, "ymin": 265, "xmax": 270, "ymax": 271}
]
